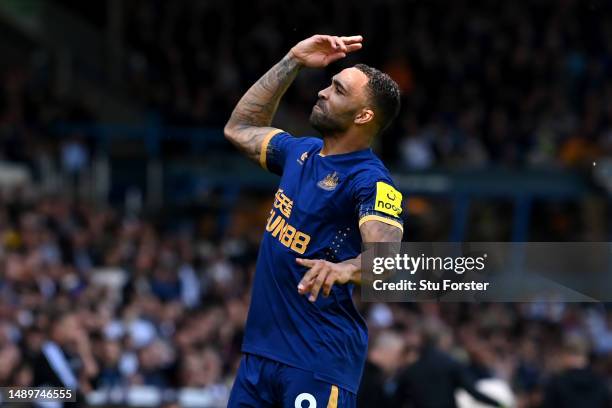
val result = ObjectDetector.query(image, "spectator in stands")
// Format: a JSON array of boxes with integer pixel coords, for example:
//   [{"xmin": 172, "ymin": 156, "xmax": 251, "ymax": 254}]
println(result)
[
  {"xmin": 541, "ymin": 336, "xmax": 611, "ymax": 408},
  {"xmin": 358, "ymin": 330, "xmax": 408, "ymax": 407},
  {"xmin": 393, "ymin": 323, "xmax": 504, "ymax": 408}
]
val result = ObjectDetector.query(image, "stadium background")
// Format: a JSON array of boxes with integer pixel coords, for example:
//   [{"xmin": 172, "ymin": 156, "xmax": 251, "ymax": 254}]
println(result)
[{"xmin": 0, "ymin": 0, "xmax": 610, "ymax": 407}]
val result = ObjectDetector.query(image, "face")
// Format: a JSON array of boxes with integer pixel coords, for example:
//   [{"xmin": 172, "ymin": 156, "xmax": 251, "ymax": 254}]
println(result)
[{"xmin": 309, "ymin": 67, "xmax": 371, "ymax": 135}]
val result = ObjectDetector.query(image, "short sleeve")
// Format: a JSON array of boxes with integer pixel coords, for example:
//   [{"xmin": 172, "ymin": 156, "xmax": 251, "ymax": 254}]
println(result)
[
  {"xmin": 260, "ymin": 129, "xmax": 299, "ymax": 175},
  {"xmin": 353, "ymin": 172, "xmax": 404, "ymax": 232}
]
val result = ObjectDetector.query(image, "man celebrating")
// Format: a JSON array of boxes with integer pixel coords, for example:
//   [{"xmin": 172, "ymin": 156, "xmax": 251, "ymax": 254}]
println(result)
[{"xmin": 225, "ymin": 34, "xmax": 403, "ymax": 407}]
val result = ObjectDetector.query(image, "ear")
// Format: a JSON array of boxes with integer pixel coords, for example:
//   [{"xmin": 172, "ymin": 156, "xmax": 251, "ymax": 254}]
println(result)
[{"xmin": 355, "ymin": 108, "xmax": 374, "ymax": 125}]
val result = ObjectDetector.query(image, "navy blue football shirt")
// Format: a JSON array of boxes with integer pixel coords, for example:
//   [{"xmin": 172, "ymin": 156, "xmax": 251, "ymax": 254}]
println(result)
[{"xmin": 242, "ymin": 129, "xmax": 404, "ymax": 393}]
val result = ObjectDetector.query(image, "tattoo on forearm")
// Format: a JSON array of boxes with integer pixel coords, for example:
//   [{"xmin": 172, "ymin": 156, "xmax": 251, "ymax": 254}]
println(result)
[
  {"xmin": 226, "ymin": 54, "xmax": 302, "ymax": 161},
  {"xmin": 359, "ymin": 221, "xmax": 403, "ymax": 283},
  {"xmin": 361, "ymin": 221, "xmax": 403, "ymax": 243},
  {"xmin": 232, "ymin": 55, "xmax": 301, "ymax": 126}
]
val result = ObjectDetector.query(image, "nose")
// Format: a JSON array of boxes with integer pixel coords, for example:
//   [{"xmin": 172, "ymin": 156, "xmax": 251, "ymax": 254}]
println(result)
[{"xmin": 318, "ymin": 86, "xmax": 331, "ymax": 100}]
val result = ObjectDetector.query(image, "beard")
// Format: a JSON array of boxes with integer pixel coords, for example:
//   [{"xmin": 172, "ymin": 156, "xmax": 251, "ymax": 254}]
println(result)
[{"xmin": 309, "ymin": 103, "xmax": 347, "ymax": 135}]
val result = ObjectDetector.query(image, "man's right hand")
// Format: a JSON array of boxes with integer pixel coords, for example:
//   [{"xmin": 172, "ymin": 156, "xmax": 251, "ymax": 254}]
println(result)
[
  {"xmin": 225, "ymin": 35, "xmax": 362, "ymax": 165},
  {"xmin": 289, "ymin": 35, "xmax": 363, "ymax": 68}
]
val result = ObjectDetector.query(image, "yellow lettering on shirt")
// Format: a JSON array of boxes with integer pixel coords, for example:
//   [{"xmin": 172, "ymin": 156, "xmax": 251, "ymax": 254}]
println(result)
[
  {"xmin": 273, "ymin": 189, "xmax": 293, "ymax": 218},
  {"xmin": 266, "ymin": 189, "xmax": 311, "ymax": 255}
]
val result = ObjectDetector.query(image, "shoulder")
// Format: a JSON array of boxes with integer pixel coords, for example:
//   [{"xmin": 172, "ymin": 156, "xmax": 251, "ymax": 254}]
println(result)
[
  {"xmin": 269, "ymin": 130, "xmax": 322, "ymax": 151},
  {"xmin": 263, "ymin": 130, "xmax": 322, "ymax": 172},
  {"xmin": 348, "ymin": 152, "xmax": 396, "ymax": 189},
  {"xmin": 349, "ymin": 151, "xmax": 403, "ymax": 227},
  {"xmin": 295, "ymin": 135, "xmax": 323, "ymax": 150},
  {"xmin": 283, "ymin": 135, "xmax": 322, "ymax": 162}
]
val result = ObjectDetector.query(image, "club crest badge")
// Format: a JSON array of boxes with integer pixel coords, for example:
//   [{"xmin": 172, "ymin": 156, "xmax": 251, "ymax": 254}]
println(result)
[
  {"xmin": 297, "ymin": 152, "xmax": 309, "ymax": 165},
  {"xmin": 317, "ymin": 172, "xmax": 340, "ymax": 191}
]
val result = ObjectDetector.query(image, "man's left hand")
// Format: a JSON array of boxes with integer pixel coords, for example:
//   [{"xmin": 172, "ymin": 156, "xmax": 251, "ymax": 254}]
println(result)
[{"xmin": 296, "ymin": 258, "xmax": 355, "ymax": 302}]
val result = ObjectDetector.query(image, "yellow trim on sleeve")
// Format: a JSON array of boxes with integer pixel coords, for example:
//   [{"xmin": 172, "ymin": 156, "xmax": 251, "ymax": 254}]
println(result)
[
  {"xmin": 259, "ymin": 129, "xmax": 284, "ymax": 170},
  {"xmin": 327, "ymin": 385, "xmax": 338, "ymax": 408},
  {"xmin": 358, "ymin": 214, "xmax": 404, "ymax": 232}
]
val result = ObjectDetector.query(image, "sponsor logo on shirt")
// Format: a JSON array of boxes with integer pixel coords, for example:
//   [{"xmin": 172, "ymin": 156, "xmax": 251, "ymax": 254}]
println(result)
[
  {"xmin": 374, "ymin": 182, "xmax": 403, "ymax": 217},
  {"xmin": 266, "ymin": 188, "xmax": 311, "ymax": 254},
  {"xmin": 273, "ymin": 189, "xmax": 293, "ymax": 218}
]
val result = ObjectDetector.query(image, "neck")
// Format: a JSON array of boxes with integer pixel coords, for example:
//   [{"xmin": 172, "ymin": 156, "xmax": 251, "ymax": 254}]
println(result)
[{"xmin": 320, "ymin": 131, "xmax": 370, "ymax": 156}]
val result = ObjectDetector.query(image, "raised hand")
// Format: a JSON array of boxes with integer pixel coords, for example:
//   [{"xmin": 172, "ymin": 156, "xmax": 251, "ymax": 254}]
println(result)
[{"xmin": 289, "ymin": 35, "xmax": 363, "ymax": 68}]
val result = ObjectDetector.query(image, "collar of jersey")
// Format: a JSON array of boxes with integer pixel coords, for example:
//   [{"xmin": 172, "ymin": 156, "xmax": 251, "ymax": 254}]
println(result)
[{"xmin": 317, "ymin": 147, "xmax": 372, "ymax": 159}]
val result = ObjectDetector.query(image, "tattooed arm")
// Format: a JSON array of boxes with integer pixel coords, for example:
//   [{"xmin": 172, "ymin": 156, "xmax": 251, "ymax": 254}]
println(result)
[
  {"xmin": 223, "ymin": 55, "xmax": 301, "ymax": 162},
  {"xmin": 224, "ymin": 34, "xmax": 363, "ymax": 163},
  {"xmin": 296, "ymin": 220, "xmax": 402, "ymax": 302}
]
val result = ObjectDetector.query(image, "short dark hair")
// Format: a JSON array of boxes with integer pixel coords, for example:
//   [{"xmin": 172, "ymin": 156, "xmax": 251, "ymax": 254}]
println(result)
[{"xmin": 354, "ymin": 63, "xmax": 401, "ymax": 135}]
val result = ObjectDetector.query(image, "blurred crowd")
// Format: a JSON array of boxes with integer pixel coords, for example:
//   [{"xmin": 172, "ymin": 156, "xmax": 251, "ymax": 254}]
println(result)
[
  {"xmin": 360, "ymin": 302, "xmax": 612, "ymax": 407},
  {"xmin": 0, "ymin": 193, "xmax": 258, "ymax": 405},
  {"xmin": 0, "ymin": 56, "xmax": 96, "ymax": 181},
  {"xmin": 1, "ymin": 0, "xmax": 611, "ymax": 172},
  {"xmin": 120, "ymin": 0, "xmax": 612, "ymax": 169},
  {"xmin": 0, "ymin": 193, "xmax": 610, "ymax": 406}
]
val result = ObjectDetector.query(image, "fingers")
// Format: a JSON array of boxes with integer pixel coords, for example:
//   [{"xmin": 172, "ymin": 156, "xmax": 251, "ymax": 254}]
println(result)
[
  {"xmin": 297, "ymin": 259, "xmax": 323, "ymax": 294},
  {"xmin": 340, "ymin": 35, "xmax": 363, "ymax": 44},
  {"xmin": 316, "ymin": 35, "xmax": 363, "ymax": 47},
  {"xmin": 334, "ymin": 37, "xmax": 348, "ymax": 52},
  {"xmin": 345, "ymin": 43, "xmax": 362, "ymax": 53},
  {"xmin": 296, "ymin": 258, "xmax": 339, "ymax": 302},
  {"xmin": 296, "ymin": 258, "xmax": 316, "ymax": 268},
  {"xmin": 324, "ymin": 52, "xmax": 347, "ymax": 65},
  {"xmin": 340, "ymin": 35, "xmax": 362, "ymax": 54},
  {"xmin": 322, "ymin": 273, "xmax": 336, "ymax": 298},
  {"xmin": 308, "ymin": 267, "xmax": 329, "ymax": 302},
  {"xmin": 325, "ymin": 35, "xmax": 336, "ymax": 49},
  {"xmin": 310, "ymin": 35, "xmax": 362, "ymax": 66},
  {"xmin": 324, "ymin": 36, "xmax": 347, "ymax": 52}
]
